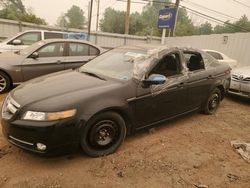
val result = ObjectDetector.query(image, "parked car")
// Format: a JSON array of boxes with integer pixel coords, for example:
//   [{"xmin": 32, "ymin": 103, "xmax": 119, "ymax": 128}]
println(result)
[
  {"xmin": 1, "ymin": 45, "xmax": 231, "ymax": 157},
  {"xmin": 0, "ymin": 30, "xmax": 66, "ymax": 53},
  {"xmin": 203, "ymin": 49, "xmax": 238, "ymax": 68},
  {"xmin": 229, "ymin": 66, "xmax": 250, "ymax": 98},
  {"xmin": 0, "ymin": 30, "xmax": 88, "ymax": 54},
  {"xmin": 0, "ymin": 39, "xmax": 105, "ymax": 93}
]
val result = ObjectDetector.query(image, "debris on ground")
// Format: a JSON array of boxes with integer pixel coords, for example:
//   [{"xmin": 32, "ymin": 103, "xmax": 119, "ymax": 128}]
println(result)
[
  {"xmin": 231, "ymin": 140, "xmax": 250, "ymax": 163},
  {"xmin": 227, "ymin": 173, "xmax": 240, "ymax": 182},
  {"xmin": 117, "ymin": 171, "xmax": 124, "ymax": 178},
  {"xmin": 194, "ymin": 184, "xmax": 208, "ymax": 188}
]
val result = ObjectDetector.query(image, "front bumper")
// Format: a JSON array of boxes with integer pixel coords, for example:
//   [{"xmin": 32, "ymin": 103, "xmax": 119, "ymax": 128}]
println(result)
[
  {"xmin": 1, "ymin": 118, "xmax": 82, "ymax": 154},
  {"xmin": 229, "ymin": 79, "xmax": 250, "ymax": 98}
]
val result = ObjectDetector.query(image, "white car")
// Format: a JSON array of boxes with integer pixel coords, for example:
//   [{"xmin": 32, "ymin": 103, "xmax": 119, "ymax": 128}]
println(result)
[
  {"xmin": 203, "ymin": 49, "xmax": 238, "ymax": 69},
  {"xmin": 229, "ymin": 66, "xmax": 250, "ymax": 98},
  {"xmin": 0, "ymin": 30, "xmax": 66, "ymax": 53}
]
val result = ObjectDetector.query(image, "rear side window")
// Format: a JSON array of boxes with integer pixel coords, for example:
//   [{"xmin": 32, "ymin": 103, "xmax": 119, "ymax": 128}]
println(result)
[
  {"xmin": 14, "ymin": 32, "xmax": 41, "ymax": 45},
  {"xmin": 202, "ymin": 52, "xmax": 220, "ymax": 68},
  {"xmin": 184, "ymin": 52, "xmax": 205, "ymax": 71},
  {"xmin": 69, "ymin": 43, "xmax": 100, "ymax": 56},
  {"xmin": 206, "ymin": 51, "xmax": 223, "ymax": 60},
  {"xmin": 44, "ymin": 32, "xmax": 64, "ymax": 39}
]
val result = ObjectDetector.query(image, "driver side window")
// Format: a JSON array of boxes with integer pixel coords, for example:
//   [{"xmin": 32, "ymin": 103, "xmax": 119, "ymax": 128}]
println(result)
[
  {"xmin": 151, "ymin": 52, "xmax": 182, "ymax": 78},
  {"xmin": 13, "ymin": 32, "xmax": 41, "ymax": 45},
  {"xmin": 37, "ymin": 42, "xmax": 64, "ymax": 58}
]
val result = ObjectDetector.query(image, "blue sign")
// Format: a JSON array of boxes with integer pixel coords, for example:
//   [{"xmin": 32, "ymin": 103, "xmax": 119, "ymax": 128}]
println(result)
[
  {"xmin": 158, "ymin": 8, "xmax": 177, "ymax": 29},
  {"xmin": 64, "ymin": 32, "xmax": 88, "ymax": 40}
]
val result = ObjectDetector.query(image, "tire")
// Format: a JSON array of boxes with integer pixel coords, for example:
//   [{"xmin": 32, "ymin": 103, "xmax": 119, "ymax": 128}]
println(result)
[
  {"xmin": 0, "ymin": 71, "xmax": 11, "ymax": 93},
  {"xmin": 203, "ymin": 88, "xmax": 221, "ymax": 115},
  {"xmin": 80, "ymin": 112, "xmax": 126, "ymax": 157}
]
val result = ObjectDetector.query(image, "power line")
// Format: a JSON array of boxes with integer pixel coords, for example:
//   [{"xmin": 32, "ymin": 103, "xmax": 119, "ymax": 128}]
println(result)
[
  {"xmin": 181, "ymin": 5, "xmax": 250, "ymax": 31},
  {"xmin": 117, "ymin": 0, "xmax": 250, "ymax": 31},
  {"xmin": 186, "ymin": 8, "xmax": 242, "ymax": 31},
  {"xmin": 183, "ymin": 0, "xmax": 239, "ymax": 20},
  {"xmin": 232, "ymin": 0, "xmax": 250, "ymax": 9}
]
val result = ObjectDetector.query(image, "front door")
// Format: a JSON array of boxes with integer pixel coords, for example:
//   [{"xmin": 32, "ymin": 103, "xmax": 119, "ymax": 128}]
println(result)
[
  {"xmin": 21, "ymin": 42, "xmax": 65, "ymax": 81},
  {"xmin": 134, "ymin": 51, "xmax": 188, "ymax": 129}
]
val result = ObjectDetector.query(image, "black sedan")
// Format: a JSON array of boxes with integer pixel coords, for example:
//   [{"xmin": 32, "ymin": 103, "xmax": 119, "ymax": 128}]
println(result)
[{"xmin": 1, "ymin": 45, "xmax": 231, "ymax": 157}]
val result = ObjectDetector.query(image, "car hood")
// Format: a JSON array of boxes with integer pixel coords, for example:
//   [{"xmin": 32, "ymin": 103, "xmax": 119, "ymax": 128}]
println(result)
[
  {"xmin": 232, "ymin": 66, "xmax": 250, "ymax": 76},
  {"xmin": 0, "ymin": 51, "xmax": 24, "ymax": 63},
  {"xmin": 11, "ymin": 70, "xmax": 120, "ymax": 107}
]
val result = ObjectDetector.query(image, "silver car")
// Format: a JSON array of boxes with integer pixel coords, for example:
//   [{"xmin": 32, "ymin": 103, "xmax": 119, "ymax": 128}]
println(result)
[
  {"xmin": 203, "ymin": 49, "xmax": 238, "ymax": 69},
  {"xmin": 229, "ymin": 66, "xmax": 250, "ymax": 98},
  {"xmin": 0, "ymin": 39, "xmax": 105, "ymax": 93}
]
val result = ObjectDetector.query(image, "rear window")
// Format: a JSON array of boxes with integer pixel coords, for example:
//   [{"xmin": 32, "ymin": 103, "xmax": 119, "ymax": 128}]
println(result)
[
  {"xmin": 206, "ymin": 51, "xmax": 223, "ymax": 60},
  {"xmin": 69, "ymin": 43, "xmax": 100, "ymax": 56},
  {"xmin": 44, "ymin": 32, "xmax": 64, "ymax": 39}
]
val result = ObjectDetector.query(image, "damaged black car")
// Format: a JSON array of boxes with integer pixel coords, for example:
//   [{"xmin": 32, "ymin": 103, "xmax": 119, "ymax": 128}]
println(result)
[{"xmin": 1, "ymin": 45, "xmax": 231, "ymax": 157}]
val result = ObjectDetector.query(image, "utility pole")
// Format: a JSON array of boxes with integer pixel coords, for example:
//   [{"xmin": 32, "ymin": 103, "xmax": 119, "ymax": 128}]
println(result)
[
  {"xmin": 125, "ymin": 0, "xmax": 131, "ymax": 34},
  {"xmin": 170, "ymin": 0, "xmax": 180, "ymax": 37},
  {"xmin": 88, "ymin": 0, "xmax": 94, "ymax": 41},
  {"xmin": 96, "ymin": 0, "xmax": 100, "ymax": 31}
]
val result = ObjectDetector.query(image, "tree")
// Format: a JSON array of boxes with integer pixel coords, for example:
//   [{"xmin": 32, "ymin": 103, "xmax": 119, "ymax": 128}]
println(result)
[
  {"xmin": 99, "ymin": 8, "xmax": 126, "ymax": 34},
  {"xmin": 213, "ymin": 15, "xmax": 250, "ymax": 34},
  {"xmin": 56, "ymin": 13, "xmax": 68, "ymax": 28},
  {"xmin": 175, "ymin": 8, "xmax": 196, "ymax": 36},
  {"xmin": 195, "ymin": 21, "xmax": 213, "ymax": 35},
  {"xmin": 65, "ymin": 5, "xmax": 86, "ymax": 29},
  {"xmin": 0, "ymin": 0, "xmax": 46, "ymax": 25}
]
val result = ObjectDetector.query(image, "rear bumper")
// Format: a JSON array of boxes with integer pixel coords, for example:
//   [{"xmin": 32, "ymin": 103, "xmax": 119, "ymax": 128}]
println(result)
[{"xmin": 1, "ymin": 118, "xmax": 83, "ymax": 154}]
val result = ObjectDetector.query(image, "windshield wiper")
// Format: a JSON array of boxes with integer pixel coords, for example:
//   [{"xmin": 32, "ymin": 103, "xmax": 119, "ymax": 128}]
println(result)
[{"xmin": 81, "ymin": 71, "xmax": 106, "ymax": 81}]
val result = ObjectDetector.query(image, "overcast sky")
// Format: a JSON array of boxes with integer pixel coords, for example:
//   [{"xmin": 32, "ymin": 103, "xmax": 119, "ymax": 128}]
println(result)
[{"xmin": 22, "ymin": 0, "xmax": 250, "ymax": 29}]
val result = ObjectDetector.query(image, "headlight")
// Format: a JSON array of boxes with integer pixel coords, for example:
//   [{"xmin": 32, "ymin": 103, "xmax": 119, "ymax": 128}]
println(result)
[{"xmin": 22, "ymin": 109, "xmax": 76, "ymax": 121}]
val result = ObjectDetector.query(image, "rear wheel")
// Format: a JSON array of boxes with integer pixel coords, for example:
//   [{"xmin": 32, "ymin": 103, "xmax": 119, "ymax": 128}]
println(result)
[
  {"xmin": 0, "ymin": 71, "xmax": 11, "ymax": 93},
  {"xmin": 203, "ymin": 88, "xmax": 221, "ymax": 115},
  {"xmin": 80, "ymin": 112, "xmax": 126, "ymax": 157}
]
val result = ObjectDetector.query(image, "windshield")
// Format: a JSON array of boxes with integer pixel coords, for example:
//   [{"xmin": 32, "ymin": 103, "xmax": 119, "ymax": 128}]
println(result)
[
  {"xmin": 18, "ymin": 41, "xmax": 46, "ymax": 56},
  {"xmin": 79, "ymin": 48, "xmax": 149, "ymax": 81}
]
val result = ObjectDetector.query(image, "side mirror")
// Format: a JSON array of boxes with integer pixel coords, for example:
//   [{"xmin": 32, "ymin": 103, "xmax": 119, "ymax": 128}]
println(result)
[
  {"xmin": 143, "ymin": 74, "xmax": 167, "ymax": 86},
  {"xmin": 12, "ymin": 39, "xmax": 22, "ymax": 45},
  {"xmin": 30, "ymin": 52, "xmax": 39, "ymax": 59}
]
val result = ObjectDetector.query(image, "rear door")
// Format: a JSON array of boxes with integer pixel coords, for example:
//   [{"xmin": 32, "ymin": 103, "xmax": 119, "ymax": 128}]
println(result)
[
  {"xmin": 184, "ymin": 51, "xmax": 213, "ymax": 109},
  {"xmin": 63, "ymin": 42, "xmax": 100, "ymax": 70},
  {"xmin": 21, "ymin": 42, "xmax": 65, "ymax": 81}
]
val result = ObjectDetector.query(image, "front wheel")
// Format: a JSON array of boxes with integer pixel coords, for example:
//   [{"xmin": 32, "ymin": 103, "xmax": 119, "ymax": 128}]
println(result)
[
  {"xmin": 0, "ymin": 71, "xmax": 11, "ymax": 93},
  {"xmin": 203, "ymin": 88, "xmax": 221, "ymax": 115},
  {"xmin": 80, "ymin": 112, "xmax": 126, "ymax": 157}
]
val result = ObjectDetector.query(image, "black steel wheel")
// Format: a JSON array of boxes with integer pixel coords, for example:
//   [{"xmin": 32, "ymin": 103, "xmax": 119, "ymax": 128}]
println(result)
[
  {"xmin": 203, "ymin": 88, "xmax": 221, "ymax": 115},
  {"xmin": 80, "ymin": 112, "xmax": 126, "ymax": 157},
  {"xmin": 0, "ymin": 71, "xmax": 11, "ymax": 93}
]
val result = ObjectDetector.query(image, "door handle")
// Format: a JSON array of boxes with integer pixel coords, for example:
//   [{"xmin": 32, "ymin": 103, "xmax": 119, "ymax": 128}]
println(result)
[
  {"xmin": 177, "ymin": 82, "xmax": 185, "ymax": 88},
  {"xmin": 207, "ymin": 75, "xmax": 213, "ymax": 79}
]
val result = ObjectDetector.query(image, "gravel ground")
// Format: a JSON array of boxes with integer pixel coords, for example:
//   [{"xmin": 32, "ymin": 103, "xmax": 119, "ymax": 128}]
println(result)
[{"xmin": 0, "ymin": 94, "xmax": 250, "ymax": 188}]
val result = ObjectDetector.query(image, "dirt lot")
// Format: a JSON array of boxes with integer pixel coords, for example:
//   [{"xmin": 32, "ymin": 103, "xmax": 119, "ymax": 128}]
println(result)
[{"xmin": 0, "ymin": 94, "xmax": 250, "ymax": 188}]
